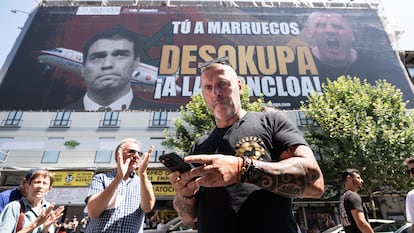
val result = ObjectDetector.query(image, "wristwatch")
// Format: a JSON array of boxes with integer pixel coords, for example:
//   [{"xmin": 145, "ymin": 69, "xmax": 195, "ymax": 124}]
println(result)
[
  {"xmin": 241, "ymin": 156, "xmax": 264, "ymax": 183},
  {"xmin": 246, "ymin": 161, "xmax": 264, "ymax": 183}
]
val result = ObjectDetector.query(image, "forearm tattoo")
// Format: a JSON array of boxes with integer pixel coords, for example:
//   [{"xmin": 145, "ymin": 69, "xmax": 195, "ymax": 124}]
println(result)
[
  {"xmin": 260, "ymin": 172, "xmax": 305, "ymax": 197},
  {"xmin": 257, "ymin": 146, "xmax": 321, "ymax": 198},
  {"xmin": 173, "ymin": 196, "xmax": 197, "ymax": 219}
]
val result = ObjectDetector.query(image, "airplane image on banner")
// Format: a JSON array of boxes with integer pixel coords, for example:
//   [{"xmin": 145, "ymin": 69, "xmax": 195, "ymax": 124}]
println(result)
[{"xmin": 32, "ymin": 47, "xmax": 181, "ymax": 91}]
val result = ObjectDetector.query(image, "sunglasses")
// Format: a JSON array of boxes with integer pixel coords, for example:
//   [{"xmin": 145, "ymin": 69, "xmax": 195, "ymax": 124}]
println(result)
[
  {"xmin": 407, "ymin": 168, "xmax": 414, "ymax": 174},
  {"xmin": 198, "ymin": 56, "xmax": 231, "ymax": 73},
  {"xmin": 125, "ymin": 149, "xmax": 144, "ymax": 157}
]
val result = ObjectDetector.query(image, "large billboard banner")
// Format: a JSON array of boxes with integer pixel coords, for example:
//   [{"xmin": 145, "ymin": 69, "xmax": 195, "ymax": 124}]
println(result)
[{"xmin": 0, "ymin": 6, "xmax": 413, "ymax": 110}]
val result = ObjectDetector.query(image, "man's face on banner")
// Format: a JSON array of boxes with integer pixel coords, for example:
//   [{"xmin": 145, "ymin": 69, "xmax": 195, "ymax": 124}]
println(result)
[
  {"xmin": 309, "ymin": 13, "xmax": 355, "ymax": 64},
  {"xmin": 82, "ymin": 38, "xmax": 138, "ymax": 95}
]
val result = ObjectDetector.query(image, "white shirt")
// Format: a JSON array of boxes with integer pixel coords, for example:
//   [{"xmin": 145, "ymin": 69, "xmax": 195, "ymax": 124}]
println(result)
[
  {"xmin": 83, "ymin": 89, "xmax": 133, "ymax": 111},
  {"xmin": 406, "ymin": 189, "xmax": 414, "ymax": 223}
]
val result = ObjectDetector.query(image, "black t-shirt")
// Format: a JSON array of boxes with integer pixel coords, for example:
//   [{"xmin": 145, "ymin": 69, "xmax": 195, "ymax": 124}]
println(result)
[
  {"xmin": 339, "ymin": 190, "xmax": 369, "ymax": 233},
  {"xmin": 191, "ymin": 111, "xmax": 308, "ymax": 233}
]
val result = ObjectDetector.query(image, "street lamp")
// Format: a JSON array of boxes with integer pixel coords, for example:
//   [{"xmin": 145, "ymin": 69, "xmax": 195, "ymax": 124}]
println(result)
[
  {"xmin": 10, "ymin": 9, "xmax": 30, "ymax": 15},
  {"xmin": 11, "ymin": 9, "xmax": 31, "ymax": 30}
]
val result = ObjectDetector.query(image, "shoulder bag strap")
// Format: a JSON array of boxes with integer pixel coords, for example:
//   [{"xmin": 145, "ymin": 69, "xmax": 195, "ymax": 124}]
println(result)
[{"xmin": 16, "ymin": 199, "xmax": 25, "ymax": 232}]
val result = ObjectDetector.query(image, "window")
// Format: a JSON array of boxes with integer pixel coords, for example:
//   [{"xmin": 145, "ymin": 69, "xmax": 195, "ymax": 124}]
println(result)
[
  {"xmin": 95, "ymin": 150, "xmax": 112, "ymax": 163},
  {"xmin": 100, "ymin": 112, "xmax": 120, "ymax": 128},
  {"xmin": 2, "ymin": 111, "xmax": 23, "ymax": 127},
  {"xmin": 407, "ymin": 67, "xmax": 414, "ymax": 79},
  {"xmin": 150, "ymin": 150, "xmax": 165, "ymax": 163},
  {"xmin": 0, "ymin": 150, "xmax": 8, "ymax": 162},
  {"xmin": 297, "ymin": 111, "xmax": 314, "ymax": 127},
  {"xmin": 50, "ymin": 112, "xmax": 71, "ymax": 127},
  {"xmin": 0, "ymin": 138, "xmax": 12, "ymax": 160},
  {"xmin": 42, "ymin": 151, "xmax": 60, "ymax": 163},
  {"xmin": 150, "ymin": 111, "xmax": 169, "ymax": 127}
]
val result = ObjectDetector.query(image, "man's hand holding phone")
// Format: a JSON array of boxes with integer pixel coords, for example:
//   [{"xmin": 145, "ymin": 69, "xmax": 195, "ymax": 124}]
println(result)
[
  {"xmin": 161, "ymin": 152, "xmax": 200, "ymax": 200},
  {"xmin": 159, "ymin": 152, "xmax": 195, "ymax": 173}
]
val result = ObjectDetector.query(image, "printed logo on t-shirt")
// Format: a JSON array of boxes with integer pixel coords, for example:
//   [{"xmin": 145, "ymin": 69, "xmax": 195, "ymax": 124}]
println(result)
[{"xmin": 234, "ymin": 136, "xmax": 265, "ymax": 160}]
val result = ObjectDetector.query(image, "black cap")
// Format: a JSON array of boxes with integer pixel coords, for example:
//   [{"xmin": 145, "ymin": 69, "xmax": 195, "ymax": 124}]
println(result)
[{"xmin": 25, "ymin": 168, "xmax": 45, "ymax": 181}]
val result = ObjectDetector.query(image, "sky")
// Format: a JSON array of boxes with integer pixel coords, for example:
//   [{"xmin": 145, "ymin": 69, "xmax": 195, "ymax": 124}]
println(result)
[
  {"xmin": 0, "ymin": 0, "xmax": 412, "ymax": 70},
  {"xmin": 0, "ymin": 0, "xmax": 38, "ymax": 70}
]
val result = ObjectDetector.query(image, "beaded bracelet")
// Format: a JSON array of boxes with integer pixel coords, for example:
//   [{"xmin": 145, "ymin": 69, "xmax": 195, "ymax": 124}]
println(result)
[{"xmin": 240, "ymin": 156, "xmax": 252, "ymax": 183}]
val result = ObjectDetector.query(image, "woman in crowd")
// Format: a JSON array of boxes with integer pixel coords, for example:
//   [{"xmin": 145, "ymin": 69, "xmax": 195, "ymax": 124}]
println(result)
[{"xmin": 0, "ymin": 169, "xmax": 65, "ymax": 233}]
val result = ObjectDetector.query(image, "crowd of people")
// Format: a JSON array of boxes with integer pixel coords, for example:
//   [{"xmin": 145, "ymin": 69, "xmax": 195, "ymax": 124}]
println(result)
[
  {"xmin": 0, "ymin": 15, "xmax": 412, "ymax": 230},
  {"xmin": 143, "ymin": 210, "xmax": 170, "ymax": 230},
  {"xmin": 0, "ymin": 138, "xmax": 154, "ymax": 233},
  {"xmin": 55, "ymin": 215, "xmax": 82, "ymax": 233}
]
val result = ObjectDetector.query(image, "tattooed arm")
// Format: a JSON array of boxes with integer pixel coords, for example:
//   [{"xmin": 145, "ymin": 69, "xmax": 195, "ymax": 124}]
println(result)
[
  {"xmin": 168, "ymin": 171, "xmax": 198, "ymax": 225},
  {"xmin": 254, "ymin": 144, "xmax": 324, "ymax": 198},
  {"xmin": 184, "ymin": 144, "xmax": 324, "ymax": 199},
  {"xmin": 172, "ymin": 195, "xmax": 197, "ymax": 225}
]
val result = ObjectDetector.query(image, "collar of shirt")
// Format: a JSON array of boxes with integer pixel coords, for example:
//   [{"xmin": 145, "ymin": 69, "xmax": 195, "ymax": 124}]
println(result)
[
  {"xmin": 83, "ymin": 89, "xmax": 133, "ymax": 111},
  {"xmin": 112, "ymin": 169, "xmax": 136, "ymax": 183},
  {"xmin": 22, "ymin": 197, "xmax": 48, "ymax": 214}
]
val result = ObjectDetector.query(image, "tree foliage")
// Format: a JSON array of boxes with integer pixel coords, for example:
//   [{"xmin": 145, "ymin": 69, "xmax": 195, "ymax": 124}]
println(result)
[
  {"xmin": 301, "ymin": 76, "xmax": 414, "ymax": 195},
  {"xmin": 163, "ymin": 85, "xmax": 265, "ymax": 155}
]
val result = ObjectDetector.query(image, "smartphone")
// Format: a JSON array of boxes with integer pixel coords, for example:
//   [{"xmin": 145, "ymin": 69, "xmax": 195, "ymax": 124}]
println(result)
[{"xmin": 159, "ymin": 152, "xmax": 194, "ymax": 173}]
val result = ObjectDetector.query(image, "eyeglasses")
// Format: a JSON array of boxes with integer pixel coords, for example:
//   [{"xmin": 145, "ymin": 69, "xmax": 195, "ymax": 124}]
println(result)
[
  {"xmin": 198, "ymin": 56, "xmax": 231, "ymax": 73},
  {"xmin": 125, "ymin": 149, "xmax": 144, "ymax": 157},
  {"xmin": 407, "ymin": 168, "xmax": 414, "ymax": 174}
]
